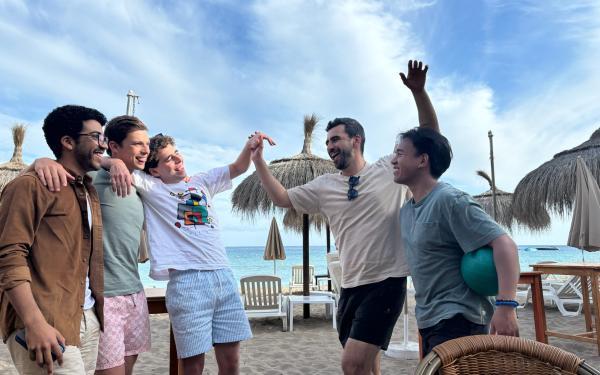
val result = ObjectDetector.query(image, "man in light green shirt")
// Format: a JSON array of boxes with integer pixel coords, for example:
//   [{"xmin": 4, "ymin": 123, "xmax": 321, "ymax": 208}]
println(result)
[{"xmin": 93, "ymin": 116, "xmax": 151, "ymax": 375}]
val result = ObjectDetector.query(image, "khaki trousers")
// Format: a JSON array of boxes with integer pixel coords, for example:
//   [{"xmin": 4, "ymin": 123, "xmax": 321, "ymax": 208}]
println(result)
[{"xmin": 7, "ymin": 309, "xmax": 100, "ymax": 375}]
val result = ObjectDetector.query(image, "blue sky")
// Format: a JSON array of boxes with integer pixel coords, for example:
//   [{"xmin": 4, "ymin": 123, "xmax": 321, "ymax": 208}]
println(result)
[{"xmin": 1, "ymin": 0, "xmax": 598, "ymax": 246}]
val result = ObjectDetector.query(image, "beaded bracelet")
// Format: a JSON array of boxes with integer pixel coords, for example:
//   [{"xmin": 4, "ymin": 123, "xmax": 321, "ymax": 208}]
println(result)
[{"xmin": 495, "ymin": 299, "xmax": 519, "ymax": 308}]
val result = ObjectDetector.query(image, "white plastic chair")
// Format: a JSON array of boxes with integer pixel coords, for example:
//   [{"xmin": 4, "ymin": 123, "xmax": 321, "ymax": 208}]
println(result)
[
  {"xmin": 517, "ymin": 261, "xmax": 569, "ymax": 309},
  {"xmin": 240, "ymin": 275, "xmax": 288, "ymax": 331},
  {"xmin": 327, "ymin": 260, "xmax": 342, "ymax": 305},
  {"xmin": 519, "ymin": 275, "xmax": 584, "ymax": 317},
  {"xmin": 289, "ymin": 265, "xmax": 317, "ymax": 293},
  {"xmin": 544, "ymin": 275, "xmax": 584, "ymax": 317}
]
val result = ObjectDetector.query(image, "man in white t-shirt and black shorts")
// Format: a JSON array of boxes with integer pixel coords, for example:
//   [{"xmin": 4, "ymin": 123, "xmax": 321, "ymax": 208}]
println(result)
[{"xmin": 250, "ymin": 60, "xmax": 440, "ymax": 375}]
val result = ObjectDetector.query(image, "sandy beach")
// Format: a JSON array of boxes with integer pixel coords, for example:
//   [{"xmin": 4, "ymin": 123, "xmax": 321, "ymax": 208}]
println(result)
[{"xmin": 2, "ymin": 295, "xmax": 600, "ymax": 374}]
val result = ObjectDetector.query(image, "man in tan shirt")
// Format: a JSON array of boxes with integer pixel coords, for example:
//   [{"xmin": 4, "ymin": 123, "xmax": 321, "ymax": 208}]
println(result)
[
  {"xmin": 0, "ymin": 105, "xmax": 106, "ymax": 374},
  {"xmin": 251, "ymin": 61, "xmax": 439, "ymax": 375}
]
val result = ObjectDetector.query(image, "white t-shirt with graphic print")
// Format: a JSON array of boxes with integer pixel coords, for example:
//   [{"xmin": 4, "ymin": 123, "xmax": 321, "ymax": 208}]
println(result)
[{"xmin": 132, "ymin": 166, "xmax": 231, "ymax": 280}]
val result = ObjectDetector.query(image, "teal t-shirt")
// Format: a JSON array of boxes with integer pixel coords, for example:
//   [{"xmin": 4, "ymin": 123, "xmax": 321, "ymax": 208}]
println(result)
[
  {"xmin": 400, "ymin": 182, "xmax": 506, "ymax": 329},
  {"xmin": 92, "ymin": 169, "xmax": 145, "ymax": 297}
]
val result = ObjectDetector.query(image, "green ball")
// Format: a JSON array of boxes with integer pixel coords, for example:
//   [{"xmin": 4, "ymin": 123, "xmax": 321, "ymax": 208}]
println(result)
[{"xmin": 460, "ymin": 247, "xmax": 498, "ymax": 296}]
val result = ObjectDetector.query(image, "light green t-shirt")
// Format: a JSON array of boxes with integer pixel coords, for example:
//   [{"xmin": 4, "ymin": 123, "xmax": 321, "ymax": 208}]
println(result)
[
  {"xmin": 400, "ymin": 182, "xmax": 506, "ymax": 329},
  {"xmin": 92, "ymin": 169, "xmax": 144, "ymax": 297}
]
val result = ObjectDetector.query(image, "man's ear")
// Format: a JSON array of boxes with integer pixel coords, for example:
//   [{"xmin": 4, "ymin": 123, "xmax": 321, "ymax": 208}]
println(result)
[
  {"xmin": 108, "ymin": 140, "xmax": 119, "ymax": 155},
  {"xmin": 149, "ymin": 167, "xmax": 160, "ymax": 177},
  {"xmin": 418, "ymin": 153, "xmax": 429, "ymax": 169},
  {"xmin": 60, "ymin": 135, "xmax": 75, "ymax": 151}
]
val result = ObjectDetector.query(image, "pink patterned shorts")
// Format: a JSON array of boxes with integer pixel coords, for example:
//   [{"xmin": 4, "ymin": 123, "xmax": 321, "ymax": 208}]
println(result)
[{"xmin": 96, "ymin": 290, "xmax": 151, "ymax": 370}]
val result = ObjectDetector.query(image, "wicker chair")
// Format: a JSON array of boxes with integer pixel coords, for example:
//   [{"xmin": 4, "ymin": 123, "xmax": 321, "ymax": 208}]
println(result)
[{"xmin": 414, "ymin": 335, "xmax": 600, "ymax": 375}]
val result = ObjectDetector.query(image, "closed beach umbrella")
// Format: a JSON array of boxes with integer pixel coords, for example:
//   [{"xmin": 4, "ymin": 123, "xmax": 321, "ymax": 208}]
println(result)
[
  {"xmin": 264, "ymin": 217, "xmax": 286, "ymax": 274},
  {"xmin": 568, "ymin": 157, "xmax": 600, "ymax": 252},
  {"xmin": 0, "ymin": 124, "xmax": 28, "ymax": 195},
  {"xmin": 232, "ymin": 114, "xmax": 337, "ymax": 318},
  {"xmin": 512, "ymin": 128, "xmax": 600, "ymax": 230},
  {"xmin": 473, "ymin": 170, "xmax": 514, "ymax": 231}
]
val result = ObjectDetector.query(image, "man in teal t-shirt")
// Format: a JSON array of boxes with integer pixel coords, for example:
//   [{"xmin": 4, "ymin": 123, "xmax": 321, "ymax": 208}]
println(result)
[
  {"xmin": 92, "ymin": 116, "xmax": 151, "ymax": 374},
  {"xmin": 392, "ymin": 127, "xmax": 520, "ymax": 355}
]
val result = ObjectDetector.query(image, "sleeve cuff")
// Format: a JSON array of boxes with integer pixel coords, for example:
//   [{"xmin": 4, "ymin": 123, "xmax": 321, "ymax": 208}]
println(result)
[{"xmin": 0, "ymin": 266, "xmax": 31, "ymax": 291}]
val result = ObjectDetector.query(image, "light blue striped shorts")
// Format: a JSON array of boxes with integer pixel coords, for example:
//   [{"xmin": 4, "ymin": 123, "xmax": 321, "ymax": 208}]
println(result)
[{"xmin": 166, "ymin": 268, "xmax": 253, "ymax": 358}]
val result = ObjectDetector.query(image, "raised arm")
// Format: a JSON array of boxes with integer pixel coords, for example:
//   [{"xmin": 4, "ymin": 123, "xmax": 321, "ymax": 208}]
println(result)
[
  {"xmin": 489, "ymin": 234, "xmax": 520, "ymax": 337},
  {"xmin": 229, "ymin": 131, "xmax": 275, "ymax": 179},
  {"xmin": 250, "ymin": 137, "xmax": 292, "ymax": 208},
  {"xmin": 400, "ymin": 60, "xmax": 439, "ymax": 132}
]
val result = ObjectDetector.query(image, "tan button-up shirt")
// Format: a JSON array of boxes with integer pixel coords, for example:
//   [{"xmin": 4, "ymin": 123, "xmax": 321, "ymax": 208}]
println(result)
[{"xmin": 0, "ymin": 171, "xmax": 104, "ymax": 345}]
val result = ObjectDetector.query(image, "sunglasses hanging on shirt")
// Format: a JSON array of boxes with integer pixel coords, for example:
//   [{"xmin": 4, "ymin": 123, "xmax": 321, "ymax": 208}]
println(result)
[{"xmin": 347, "ymin": 176, "xmax": 360, "ymax": 201}]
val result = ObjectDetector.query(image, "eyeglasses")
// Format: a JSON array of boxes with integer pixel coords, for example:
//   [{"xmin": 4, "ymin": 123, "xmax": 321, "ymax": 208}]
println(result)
[
  {"xmin": 78, "ymin": 132, "xmax": 107, "ymax": 145},
  {"xmin": 347, "ymin": 175, "xmax": 360, "ymax": 201}
]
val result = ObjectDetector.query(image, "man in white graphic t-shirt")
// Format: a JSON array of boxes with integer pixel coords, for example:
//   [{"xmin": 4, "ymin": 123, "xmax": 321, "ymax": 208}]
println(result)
[{"xmin": 107, "ymin": 131, "xmax": 274, "ymax": 375}]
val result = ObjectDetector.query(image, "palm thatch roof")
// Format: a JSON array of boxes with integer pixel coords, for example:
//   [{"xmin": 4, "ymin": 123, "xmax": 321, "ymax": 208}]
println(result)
[
  {"xmin": 232, "ymin": 114, "xmax": 338, "ymax": 233},
  {"xmin": 512, "ymin": 127, "xmax": 600, "ymax": 230},
  {"xmin": 473, "ymin": 170, "xmax": 514, "ymax": 231},
  {"xmin": 0, "ymin": 124, "xmax": 28, "ymax": 194}
]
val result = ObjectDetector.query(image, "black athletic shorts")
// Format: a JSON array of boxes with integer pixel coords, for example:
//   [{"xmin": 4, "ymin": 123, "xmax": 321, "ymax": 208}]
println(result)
[
  {"xmin": 419, "ymin": 314, "xmax": 489, "ymax": 356},
  {"xmin": 336, "ymin": 277, "xmax": 406, "ymax": 350}
]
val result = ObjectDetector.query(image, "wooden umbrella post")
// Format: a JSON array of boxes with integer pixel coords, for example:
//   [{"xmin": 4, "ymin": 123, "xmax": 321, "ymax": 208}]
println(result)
[
  {"xmin": 488, "ymin": 130, "xmax": 498, "ymax": 220},
  {"xmin": 303, "ymin": 214, "xmax": 310, "ymax": 318},
  {"xmin": 326, "ymin": 223, "xmax": 332, "ymax": 291}
]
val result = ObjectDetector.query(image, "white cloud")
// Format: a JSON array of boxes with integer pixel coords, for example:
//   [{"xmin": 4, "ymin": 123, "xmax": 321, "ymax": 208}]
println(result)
[{"xmin": 1, "ymin": 0, "xmax": 599, "ymax": 247}]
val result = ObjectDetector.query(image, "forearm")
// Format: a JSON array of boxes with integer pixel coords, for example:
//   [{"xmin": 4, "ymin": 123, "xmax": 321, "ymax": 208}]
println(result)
[
  {"xmin": 413, "ymin": 90, "xmax": 439, "ymax": 132},
  {"xmin": 254, "ymin": 157, "xmax": 292, "ymax": 208},
  {"xmin": 6, "ymin": 283, "xmax": 46, "ymax": 327},
  {"xmin": 229, "ymin": 145, "xmax": 252, "ymax": 179},
  {"xmin": 492, "ymin": 235, "xmax": 520, "ymax": 300},
  {"xmin": 100, "ymin": 156, "xmax": 117, "ymax": 170}
]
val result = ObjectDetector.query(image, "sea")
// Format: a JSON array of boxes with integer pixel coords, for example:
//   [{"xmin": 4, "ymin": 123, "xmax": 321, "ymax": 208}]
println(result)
[{"xmin": 138, "ymin": 245, "xmax": 600, "ymax": 288}]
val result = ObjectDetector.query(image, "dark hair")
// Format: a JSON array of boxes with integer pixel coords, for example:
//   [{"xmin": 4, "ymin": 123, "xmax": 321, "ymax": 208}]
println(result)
[
  {"xmin": 326, "ymin": 117, "xmax": 366, "ymax": 153},
  {"xmin": 399, "ymin": 127, "xmax": 452, "ymax": 178},
  {"xmin": 42, "ymin": 105, "xmax": 107, "ymax": 158},
  {"xmin": 104, "ymin": 115, "xmax": 148, "ymax": 156},
  {"xmin": 143, "ymin": 133, "xmax": 176, "ymax": 174}
]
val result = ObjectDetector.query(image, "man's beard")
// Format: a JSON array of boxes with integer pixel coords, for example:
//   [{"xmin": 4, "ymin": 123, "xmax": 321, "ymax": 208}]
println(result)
[
  {"xmin": 75, "ymin": 145, "xmax": 103, "ymax": 172},
  {"xmin": 333, "ymin": 148, "xmax": 352, "ymax": 170}
]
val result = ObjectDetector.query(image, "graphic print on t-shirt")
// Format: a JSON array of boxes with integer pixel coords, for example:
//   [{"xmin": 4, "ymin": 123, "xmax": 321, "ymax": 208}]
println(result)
[{"xmin": 170, "ymin": 186, "xmax": 215, "ymax": 228}]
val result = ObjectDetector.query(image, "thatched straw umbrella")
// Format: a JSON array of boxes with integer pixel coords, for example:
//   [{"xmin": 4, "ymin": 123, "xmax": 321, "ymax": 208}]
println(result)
[
  {"xmin": 512, "ymin": 128, "xmax": 600, "ymax": 230},
  {"xmin": 0, "ymin": 124, "xmax": 28, "ymax": 195},
  {"xmin": 232, "ymin": 114, "xmax": 338, "ymax": 317},
  {"xmin": 232, "ymin": 115, "xmax": 336, "ymax": 232},
  {"xmin": 473, "ymin": 170, "xmax": 514, "ymax": 231}
]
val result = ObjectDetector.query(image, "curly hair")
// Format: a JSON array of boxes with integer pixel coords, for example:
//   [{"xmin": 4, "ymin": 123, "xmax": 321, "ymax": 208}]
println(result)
[
  {"xmin": 42, "ymin": 105, "xmax": 107, "ymax": 158},
  {"xmin": 104, "ymin": 115, "xmax": 148, "ymax": 156},
  {"xmin": 143, "ymin": 133, "xmax": 175, "ymax": 174}
]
